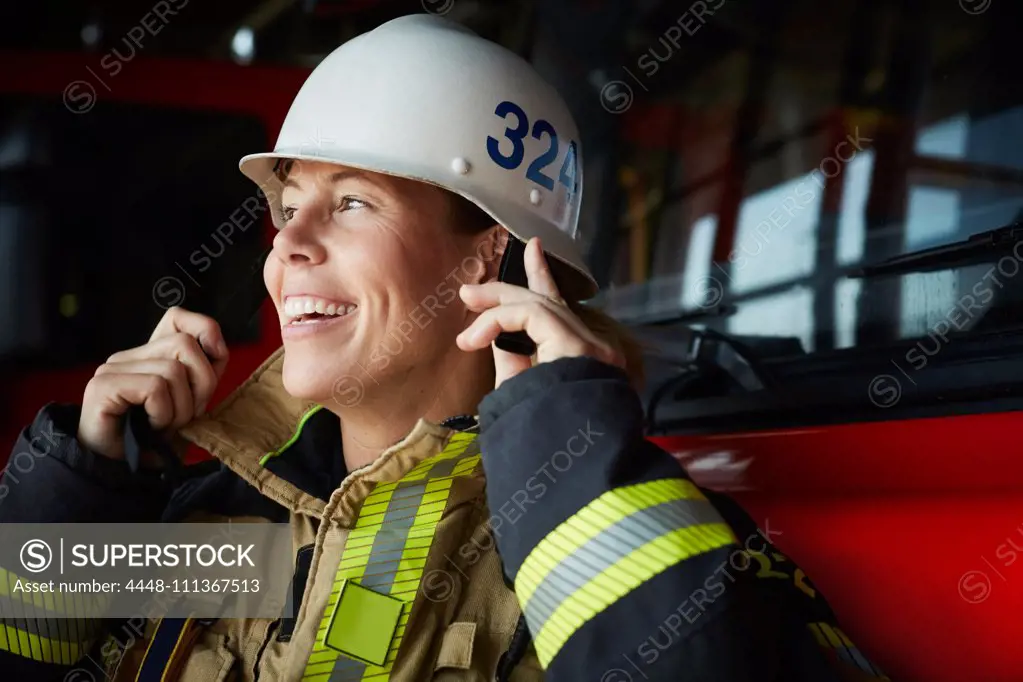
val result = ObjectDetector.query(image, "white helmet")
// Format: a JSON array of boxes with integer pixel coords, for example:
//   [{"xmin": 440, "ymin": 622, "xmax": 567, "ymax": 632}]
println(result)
[{"xmin": 239, "ymin": 14, "xmax": 597, "ymax": 300}]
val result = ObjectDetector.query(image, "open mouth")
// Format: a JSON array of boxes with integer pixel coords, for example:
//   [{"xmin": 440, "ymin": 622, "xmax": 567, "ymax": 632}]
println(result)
[{"xmin": 283, "ymin": 296, "xmax": 357, "ymax": 326}]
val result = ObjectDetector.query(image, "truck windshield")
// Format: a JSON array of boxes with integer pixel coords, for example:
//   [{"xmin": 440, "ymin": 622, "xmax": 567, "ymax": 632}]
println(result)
[{"xmin": 590, "ymin": 2, "xmax": 1023, "ymax": 425}]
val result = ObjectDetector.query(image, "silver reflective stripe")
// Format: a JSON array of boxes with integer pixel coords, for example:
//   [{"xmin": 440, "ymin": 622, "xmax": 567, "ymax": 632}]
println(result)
[
  {"xmin": 0, "ymin": 591, "xmax": 99, "ymax": 665},
  {"xmin": 522, "ymin": 498, "xmax": 723, "ymax": 635},
  {"xmin": 0, "ymin": 595, "xmax": 99, "ymax": 641},
  {"xmin": 360, "ymin": 485, "xmax": 428, "ymax": 591},
  {"xmin": 329, "ymin": 655, "xmax": 368, "ymax": 681},
  {"xmin": 0, "ymin": 615, "xmax": 97, "ymax": 640},
  {"xmin": 328, "ymin": 444, "xmax": 478, "ymax": 681},
  {"xmin": 329, "ymin": 485, "xmax": 426, "ymax": 681}
]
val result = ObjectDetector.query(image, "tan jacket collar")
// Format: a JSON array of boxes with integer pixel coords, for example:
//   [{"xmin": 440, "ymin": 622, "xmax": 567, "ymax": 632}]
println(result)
[{"xmin": 178, "ymin": 348, "xmax": 462, "ymax": 519}]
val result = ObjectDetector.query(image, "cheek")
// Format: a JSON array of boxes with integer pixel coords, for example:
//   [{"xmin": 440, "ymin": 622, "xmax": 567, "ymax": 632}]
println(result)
[
  {"xmin": 350, "ymin": 227, "xmax": 435, "ymax": 302},
  {"xmin": 263, "ymin": 257, "xmax": 283, "ymax": 307}
]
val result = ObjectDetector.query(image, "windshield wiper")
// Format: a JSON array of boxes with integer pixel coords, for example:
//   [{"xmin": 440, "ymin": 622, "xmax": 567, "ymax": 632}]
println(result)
[{"xmin": 855, "ymin": 220, "xmax": 1023, "ymax": 278}]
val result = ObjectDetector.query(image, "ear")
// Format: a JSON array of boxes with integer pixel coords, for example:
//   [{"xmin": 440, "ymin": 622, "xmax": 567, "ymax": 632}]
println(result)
[{"xmin": 471, "ymin": 226, "xmax": 509, "ymax": 284}]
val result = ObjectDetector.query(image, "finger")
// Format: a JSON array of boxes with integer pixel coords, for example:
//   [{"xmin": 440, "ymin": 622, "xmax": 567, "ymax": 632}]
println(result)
[
  {"xmin": 150, "ymin": 307, "xmax": 229, "ymax": 374},
  {"xmin": 459, "ymin": 281, "xmax": 545, "ymax": 311},
  {"xmin": 491, "ymin": 342, "xmax": 532, "ymax": 385},
  {"xmin": 457, "ymin": 302, "xmax": 585, "ymax": 353},
  {"xmin": 84, "ymin": 373, "xmax": 176, "ymax": 431},
  {"xmin": 96, "ymin": 359, "xmax": 196, "ymax": 425},
  {"xmin": 107, "ymin": 334, "xmax": 218, "ymax": 413},
  {"xmin": 462, "ymin": 281, "xmax": 599, "ymax": 343},
  {"xmin": 524, "ymin": 237, "xmax": 563, "ymax": 300}
]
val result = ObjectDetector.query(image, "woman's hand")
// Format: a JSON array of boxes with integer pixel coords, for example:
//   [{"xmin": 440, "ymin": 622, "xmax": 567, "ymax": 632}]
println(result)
[
  {"xmin": 457, "ymin": 237, "xmax": 624, "ymax": 389},
  {"xmin": 78, "ymin": 307, "xmax": 230, "ymax": 461}
]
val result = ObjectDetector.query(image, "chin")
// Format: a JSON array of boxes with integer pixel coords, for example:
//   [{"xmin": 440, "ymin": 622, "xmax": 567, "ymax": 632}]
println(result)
[
  {"xmin": 282, "ymin": 351, "xmax": 372, "ymax": 409},
  {"xmin": 281, "ymin": 355, "xmax": 336, "ymax": 403}
]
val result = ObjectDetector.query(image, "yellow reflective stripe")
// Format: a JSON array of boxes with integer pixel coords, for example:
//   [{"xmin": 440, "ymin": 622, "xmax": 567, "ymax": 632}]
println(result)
[
  {"xmin": 515, "ymin": 479, "xmax": 708, "ymax": 607},
  {"xmin": 0, "ymin": 564, "xmax": 105, "ymax": 667},
  {"xmin": 0, "ymin": 567, "xmax": 112, "ymax": 618},
  {"xmin": 808, "ymin": 623, "xmax": 828, "ymax": 646},
  {"xmin": 301, "ymin": 433, "xmax": 480, "ymax": 681},
  {"xmin": 532, "ymin": 522, "xmax": 735, "ymax": 667},
  {"xmin": 816, "ymin": 622, "xmax": 841, "ymax": 648},
  {"xmin": 399, "ymin": 435, "xmax": 476, "ymax": 483},
  {"xmin": 834, "ymin": 626, "xmax": 856, "ymax": 648},
  {"xmin": 0, "ymin": 622, "xmax": 86, "ymax": 665}
]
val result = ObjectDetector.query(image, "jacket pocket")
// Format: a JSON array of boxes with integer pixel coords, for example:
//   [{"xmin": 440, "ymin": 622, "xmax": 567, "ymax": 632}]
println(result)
[{"xmin": 431, "ymin": 622, "xmax": 545, "ymax": 682}]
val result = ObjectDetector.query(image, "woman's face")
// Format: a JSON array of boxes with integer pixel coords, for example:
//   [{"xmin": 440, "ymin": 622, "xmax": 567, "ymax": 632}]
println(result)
[{"xmin": 264, "ymin": 160, "xmax": 497, "ymax": 405}]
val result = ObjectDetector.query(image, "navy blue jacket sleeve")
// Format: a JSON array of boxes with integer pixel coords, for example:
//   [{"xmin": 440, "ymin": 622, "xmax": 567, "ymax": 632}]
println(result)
[
  {"xmin": 478, "ymin": 357, "xmax": 786, "ymax": 682},
  {"xmin": 0, "ymin": 403, "xmax": 174, "ymax": 681},
  {"xmin": 0, "ymin": 403, "xmax": 172, "ymax": 523}
]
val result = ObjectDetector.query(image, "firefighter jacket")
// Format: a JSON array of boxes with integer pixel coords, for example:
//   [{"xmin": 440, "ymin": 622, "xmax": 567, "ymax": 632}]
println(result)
[{"xmin": 0, "ymin": 351, "xmax": 890, "ymax": 681}]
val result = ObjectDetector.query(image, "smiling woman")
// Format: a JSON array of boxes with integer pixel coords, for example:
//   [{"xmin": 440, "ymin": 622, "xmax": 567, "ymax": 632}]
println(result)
[
  {"xmin": 2, "ymin": 13, "xmax": 885, "ymax": 682},
  {"xmin": 265, "ymin": 158, "xmax": 643, "ymax": 463}
]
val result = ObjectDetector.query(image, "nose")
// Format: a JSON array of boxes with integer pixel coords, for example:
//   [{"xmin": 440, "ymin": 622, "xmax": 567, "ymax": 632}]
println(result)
[{"xmin": 271, "ymin": 211, "xmax": 328, "ymax": 266}]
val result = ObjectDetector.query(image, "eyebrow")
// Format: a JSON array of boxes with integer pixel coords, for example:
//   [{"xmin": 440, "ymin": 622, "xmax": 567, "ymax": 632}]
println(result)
[{"xmin": 281, "ymin": 169, "xmax": 379, "ymax": 191}]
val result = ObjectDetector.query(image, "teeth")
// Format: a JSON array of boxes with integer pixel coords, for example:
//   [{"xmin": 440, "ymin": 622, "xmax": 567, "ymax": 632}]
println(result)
[{"xmin": 283, "ymin": 296, "xmax": 355, "ymax": 321}]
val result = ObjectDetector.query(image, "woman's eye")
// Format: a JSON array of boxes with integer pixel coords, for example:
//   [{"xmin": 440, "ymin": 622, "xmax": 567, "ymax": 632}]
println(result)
[{"xmin": 337, "ymin": 196, "xmax": 368, "ymax": 212}]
